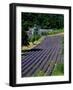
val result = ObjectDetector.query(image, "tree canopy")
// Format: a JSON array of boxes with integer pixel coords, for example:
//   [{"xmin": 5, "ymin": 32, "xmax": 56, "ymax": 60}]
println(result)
[
  {"xmin": 22, "ymin": 13, "xmax": 64, "ymax": 31},
  {"xmin": 21, "ymin": 13, "xmax": 64, "ymax": 46}
]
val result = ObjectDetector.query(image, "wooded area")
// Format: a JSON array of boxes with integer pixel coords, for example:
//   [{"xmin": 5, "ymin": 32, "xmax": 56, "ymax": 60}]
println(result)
[
  {"xmin": 21, "ymin": 13, "xmax": 64, "ymax": 46},
  {"xmin": 22, "ymin": 13, "xmax": 64, "ymax": 31}
]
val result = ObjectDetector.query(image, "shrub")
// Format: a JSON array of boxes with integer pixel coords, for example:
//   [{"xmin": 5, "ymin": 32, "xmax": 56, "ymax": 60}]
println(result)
[
  {"xmin": 48, "ymin": 29, "xmax": 64, "ymax": 35},
  {"xmin": 30, "ymin": 35, "xmax": 41, "ymax": 43},
  {"xmin": 22, "ymin": 31, "xmax": 29, "ymax": 46}
]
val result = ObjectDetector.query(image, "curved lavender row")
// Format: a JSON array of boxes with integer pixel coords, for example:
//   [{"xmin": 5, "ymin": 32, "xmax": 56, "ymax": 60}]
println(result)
[
  {"xmin": 44, "ymin": 37, "xmax": 62, "ymax": 75},
  {"xmin": 25, "ymin": 49, "xmax": 52, "ymax": 77},
  {"xmin": 22, "ymin": 37, "xmax": 55, "ymax": 71},
  {"xmin": 22, "ymin": 50, "xmax": 42, "ymax": 66},
  {"xmin": 34, "ymin": 37, "xmax": 56, "ymax": 49},
  {"xmin": 22, "ymin": 50, "xmax": 36, "ymax": 60},
  {"xmin": 22, "ymin": 50, "xmax": 40, "ymax": 61},
  {"xmin": 21, "ymin": 35, "xmax": 63, "ymax": 77},
  {"xmin": 41, "ymin": 46, "xmax": 58, "ymax": 73},
  {"xmin": 44, "ymin": 46, "xmax": 60, "ymax": 75},
  {"xmin": 22, "ymin": 49, "xmax": 48, "ymax": 76},
  {"xmin": 22, "ymin": 50, "xmax": 47, "ymax": 71},
  {"xmin": 27, "ymin": 47, "xmax": 54, "ymax": 76}
]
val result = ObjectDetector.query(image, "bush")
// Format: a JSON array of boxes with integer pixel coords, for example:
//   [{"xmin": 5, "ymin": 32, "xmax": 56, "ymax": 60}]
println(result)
[
  {"xmin": 29, "ymin": 35, "xmax": 41, "ymax": 43},
  {"xmin": 22, "ymin": 31, "xmax": 29, "ymax": 46},
  {"xmin": 48, "ymin": 29, "xmax": 64, "ymax": 35},
  {"xmin": 30, "ymin": 36, "xmax": 35, "ymax": 43},
  {"xmin": 41, "ymin": 32, "xmax": 48, "ymax": 36},
  {"xmin": 35, "ymin": 35, "xmax": 41, "ymax": 40}
]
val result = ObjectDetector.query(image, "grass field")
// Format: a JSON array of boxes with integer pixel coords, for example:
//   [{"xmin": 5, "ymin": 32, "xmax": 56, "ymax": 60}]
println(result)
[{"xmin": 52, "ymin": 63, "xmax": 64, "ymax": 75}]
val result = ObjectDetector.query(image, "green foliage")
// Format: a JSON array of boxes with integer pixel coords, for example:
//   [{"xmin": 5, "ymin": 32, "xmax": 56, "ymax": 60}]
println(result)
[
  {"xmin": 34, "ymin": 70, "xmax": 45, "ymax": 76},
  {"xmin": 52, "ymin": 64, "xmax": 64, "ymax": 75},
  {"xmin": 35, "ymin": 35, "xmax": 41, "ymax": 41},
  {"xmin": 30, "ymin": 35, "xmax": 41, "ymax": 43},
  {"xmin": 22, "ymin": 12, "xmax": 64, "ymax": 46},
  {"xmin": 41, "ymin": 32, "xmax": 49, "ymax": 36},
  {"xmin": 30, "ymin": 36, "xmax": 35, "ymax": 43},
  {"xmin": 40, "ymin": 29, "xmax": 64, "ymax": 36},
  {"xmin": 48, "ymin": 29, "xmax": 64, "ymax": 35},
  {"xmin": 22, "ymin": 13, "xmax": 64, "ymax": 31},
  {"xmin": 22, "ymin": 31, "xmax": 29, "ymax": 46}
]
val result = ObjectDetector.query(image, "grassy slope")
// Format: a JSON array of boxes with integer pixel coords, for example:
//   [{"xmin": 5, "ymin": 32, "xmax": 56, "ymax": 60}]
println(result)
[
  {"xmin": 22, "ymin": 36, "xmax": 45, "ymax": 51},
  {"xmin": 52, "ymin": 64, "xmax": 64, "ymax": 75}
]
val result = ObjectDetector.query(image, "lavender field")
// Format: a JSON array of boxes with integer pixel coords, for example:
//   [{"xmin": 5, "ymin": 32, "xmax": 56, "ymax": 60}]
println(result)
[{"xmin": 21, "ymin": 35, "xmax": 64, "ymax": 77}]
